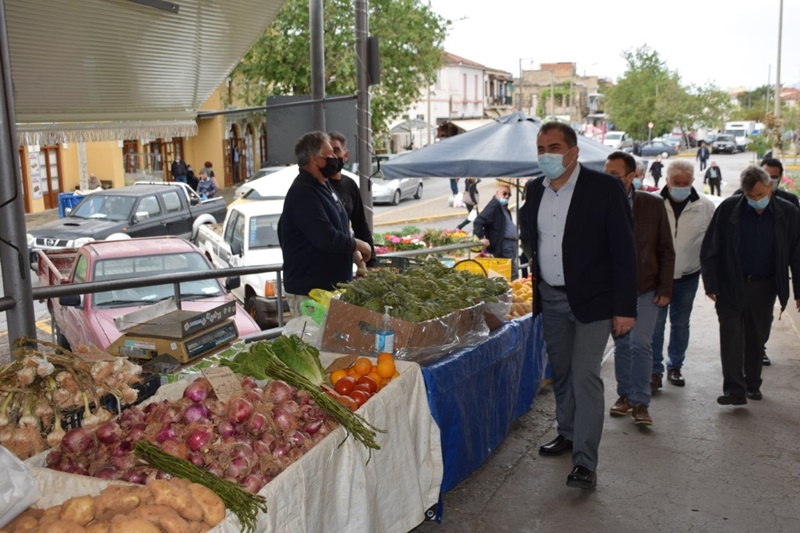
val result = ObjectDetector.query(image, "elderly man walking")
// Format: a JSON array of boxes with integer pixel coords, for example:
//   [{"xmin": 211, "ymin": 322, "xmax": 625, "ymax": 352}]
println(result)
[
  {"xmin": 650, "ymin": 160, "xmax": 715, "ymax": 391},
  {"xmin": 521, "ymin": 122, "xmax": 637, "ymax": 490},
  {"xmin": 701, "ymin": 166, "xmax": 800, "ymax": 405}
]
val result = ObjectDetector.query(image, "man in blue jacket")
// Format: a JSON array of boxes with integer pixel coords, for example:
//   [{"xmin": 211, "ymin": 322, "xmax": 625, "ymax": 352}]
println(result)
[
  {"xmin": 520, "ymin": 122, "xmax": 638, "ymax": 490},
  {"xmin": 278, "ymin": 131, "xmax": 373, "ymax": 317},
  {"xmin": 473, "ymin": 181, "xmax": 519, "ymax": 279}
]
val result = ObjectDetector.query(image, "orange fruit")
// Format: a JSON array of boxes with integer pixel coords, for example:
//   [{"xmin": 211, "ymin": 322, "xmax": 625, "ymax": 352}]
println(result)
[
  {"xmin": 377, "ymin": 352, "xmax": 394, "ymax": 365},
  {"xmin": 376, "ymin": 359, "xmax": 396, "ymax": 379},
  {"xmin": 347, "ymin": 367, "xmax": 358, "ymax": 377},
  {"xmin": 392, "ymin": 370, "xmax": 400, "ymax": 379},
  {"xmin": 371, "ymin": 364, "xmax": 378, "ymax": 373},
  {"xmin": 330, "ymin": 369, "xmax": 347, "ymax": 386},
  {"xmin": 367, "ymin": 372, "xmax": 383, "ymax": 389},
  {"xmin": 354, "ymin": 357, "xmax": 373, "ymax": 376}
]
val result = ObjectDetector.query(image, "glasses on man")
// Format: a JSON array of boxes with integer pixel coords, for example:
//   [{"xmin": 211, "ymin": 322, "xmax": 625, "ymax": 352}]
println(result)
[{"xmin": 501, "ymin": 192, "xmax": 511, "ymax": 197}]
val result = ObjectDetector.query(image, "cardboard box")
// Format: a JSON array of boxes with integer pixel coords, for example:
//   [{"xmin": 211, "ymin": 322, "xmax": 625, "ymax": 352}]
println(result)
[{"xmin": 321, "ymin": 298, "xmax": 459, "ymax": 356}]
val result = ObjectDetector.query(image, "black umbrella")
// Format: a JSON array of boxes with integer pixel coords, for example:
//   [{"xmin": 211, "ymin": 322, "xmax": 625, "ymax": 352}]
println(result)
[{"xmin": 381, "ymin": 112, "xmax": 615, "ymax": 179}]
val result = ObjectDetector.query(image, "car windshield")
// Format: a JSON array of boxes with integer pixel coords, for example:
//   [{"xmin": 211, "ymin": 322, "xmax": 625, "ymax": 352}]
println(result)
[
  {"xmin": 717, "ymin": 135, "xmax": 734, "ymax": 142},
  {"xmin": 92, "ymin": 252, "xmax": 221, "ymax": 308},
  {"xmin": 724, "ymin": 129, "xmax": 745, "ymax": 138},
  {"xmin": 606, "ymin": 133, "xmax": 623, "ymax": 140},
  {"xmin": 70, "ymin": 195, "xmax": 136, "ymax": 221},
  {"xmin": 248, "ymin": 214, "xmax": 281, "ymax": 249}
]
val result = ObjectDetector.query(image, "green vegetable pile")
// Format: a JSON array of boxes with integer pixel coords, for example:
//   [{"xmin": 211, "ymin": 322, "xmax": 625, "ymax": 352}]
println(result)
[{"xmin": 338, "ymin": 258, "xmax": 509, "ymax": 322}]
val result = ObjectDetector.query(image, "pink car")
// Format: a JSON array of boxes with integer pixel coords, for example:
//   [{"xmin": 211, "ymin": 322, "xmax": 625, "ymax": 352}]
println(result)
[{"xmin": 39, "ymin": 237, "xmax": 260, "ymax": 357}]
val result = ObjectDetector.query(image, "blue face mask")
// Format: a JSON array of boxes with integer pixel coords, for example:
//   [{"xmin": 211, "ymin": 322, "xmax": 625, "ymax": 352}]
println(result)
[
  {"xmin": 669, "ymin": 186, "xmax": 691, "ymax": 202},
  {"xmin": 747, "ymin": 196, "xmax": 770, "ymax": 210},
  {"xmin": 538, "ymin": 153, "xmax": 568, "ymax": 179},
  {"xmin": 771, "ymin": 179, "xmax": 779, "ymax": 191},
  {"xmin": 632, "ymin": 178, "xmax": 642, "ymax": 190},
  {"xmin": 498, "ymin": 197, "xmax": 509, "ymax": 205}
]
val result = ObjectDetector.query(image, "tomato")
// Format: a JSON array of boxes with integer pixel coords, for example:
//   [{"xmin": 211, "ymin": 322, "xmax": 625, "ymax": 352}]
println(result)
[
  {"xmin": 334, "ymin": 376, "xmax": 357, "ymax": 396},
  {"xmin": 357, "ymin": 375, "xmax": 379, "ymax": 394},
  {"xmin": 353, "ymin": 383, "xmax": 373, "ymax": 395},
  {"xmin": 350, "ymin": 389, "xmax": 369, "ymax": 407},
  {"xmin": 337, "ymin": 395, "xmax": 359, "ymax": 412}
]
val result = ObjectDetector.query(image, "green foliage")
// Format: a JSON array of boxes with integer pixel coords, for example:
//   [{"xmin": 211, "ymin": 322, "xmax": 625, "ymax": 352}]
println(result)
[{"xmin": 231, "ymin": 0, "xmax": 448, "ymax": 136}]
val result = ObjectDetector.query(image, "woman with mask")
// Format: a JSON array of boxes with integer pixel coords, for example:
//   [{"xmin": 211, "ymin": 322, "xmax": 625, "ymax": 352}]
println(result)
[
  {"xmin": 196, "ymin": 169, "xmax": 218, "ymax": 198},
  {"xmin": 473, "ymin": 181, "xmax": 519, "ymax": 279}
]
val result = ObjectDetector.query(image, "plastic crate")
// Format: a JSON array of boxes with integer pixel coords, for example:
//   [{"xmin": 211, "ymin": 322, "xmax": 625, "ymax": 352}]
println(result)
[
  {"xmin": 61, "ymin": 372, "xmax": 162, "ymax": 430},
  {"xmin": 374, "ymin": 256, "xmax": 418, "ymax": 271},
  {"xmin": 58, "ymin": 192, "xmax": 83, "ymax": 218},
  {"xmin": 454, "ymin": 257, "xmax": 512, "ymax": 281}
]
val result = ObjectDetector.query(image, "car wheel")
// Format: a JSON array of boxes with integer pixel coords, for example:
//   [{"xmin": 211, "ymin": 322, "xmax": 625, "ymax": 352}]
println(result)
[
  {"xmin": 245, "ymin": 294, "xmax": 266, "ymax": 329},
  {"xmin": 414, "ymin": 183, "xmax": 423, "ymax": 199},
  {"xmin": 55, "ymin": 325, "xmax": 71, "ymax": 351},
  {"xmin": 391, "ymin": 190, "xmax": 401, "ymax": 206}
]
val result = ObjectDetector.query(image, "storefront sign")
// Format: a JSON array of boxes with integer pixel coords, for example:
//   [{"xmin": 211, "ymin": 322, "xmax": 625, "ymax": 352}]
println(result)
[{"xmin": 29, "ymin": 151, "xmax": 43, "ymax": 199}]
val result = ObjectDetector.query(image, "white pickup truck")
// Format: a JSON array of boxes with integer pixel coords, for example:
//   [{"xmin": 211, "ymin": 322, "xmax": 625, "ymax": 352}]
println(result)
[{"xmin": 196, "ymin": 201, "xmax": 289, "ymax": 328}]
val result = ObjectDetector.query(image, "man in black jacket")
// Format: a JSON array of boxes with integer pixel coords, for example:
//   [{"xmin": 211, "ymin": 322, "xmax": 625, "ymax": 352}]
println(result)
[
  {"xmin": 701, "ymin": 165, "xmax": 800, "ymax": 405},
  {"xmin": 520, "ymin": 122, "xmax": 638, "ymax": 490},
  {"xmin": 278, "ymin": 131, "xmax": 373, "ymax": 317},
  {"xmin": 170, "ymin": 156, "xmax": 187, "ymax": 183},
  {"xmin": 328, "ymin": 131, "xmax": 376, "ymax": 267},
  {"xmin": 473, "ymin": 181, "xmax": 518, "ymax": 279}
]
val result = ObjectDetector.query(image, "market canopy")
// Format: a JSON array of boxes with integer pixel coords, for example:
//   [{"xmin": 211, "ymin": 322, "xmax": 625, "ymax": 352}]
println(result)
[
  {"xmin": 6, "ymin": 0, "xmax": 286, "ymax": 145},
  {"xmin": 381, "ymin": 112, "xmax": 615, "ymax": 179}
]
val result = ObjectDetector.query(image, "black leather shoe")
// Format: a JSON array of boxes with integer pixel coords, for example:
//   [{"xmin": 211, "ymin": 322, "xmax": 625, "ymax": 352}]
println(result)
[
  {"xmin": 566, "ymin": 465, "xmax": 596, "ymax": 489},
  {"xmin": 745, "ymin": 389, "xmax": 763, "ymax": 400},
  {"xmin": 762, "ymin": 354, "xmax": 771, "ymax": 366},
  {"xmin": 538, "ymin": 435, "xmax": 573, "ymax": 456},
  {"xmin": 717, "ymin": 393, "xmax": 747, "ymax": 406}
]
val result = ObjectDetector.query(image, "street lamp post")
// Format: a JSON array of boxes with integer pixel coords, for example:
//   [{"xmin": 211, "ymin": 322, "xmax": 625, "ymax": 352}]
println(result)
[{"xmin": 775, "ymin": 0, "xmax": 783, "ymax": 118}]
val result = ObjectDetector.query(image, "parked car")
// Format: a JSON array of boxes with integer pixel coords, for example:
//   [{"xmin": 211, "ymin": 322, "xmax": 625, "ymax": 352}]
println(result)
[
  {"xmin": 37, "ymin": 236, "xmax": 260, "ymax": 353},
  {"xmin": 27, "ymin": 184, "xmax": 226, "ymax": 266},
  {"xmin": 639, "ymin": 141, "xmax": 680, "ymax": 158},
  {"xmin": 711, "ymin": 134, "xmax": 737, "ymax": 154},
  {"xmin": 371, "ymin": 173, "xmax": 423, "ymax": 205},
  {"xmin": 234, "ymin": 166, "xmax": 289, "ymax": 198},
  {"xmin": 231, "ymin": 165, "xmax": 361, "ymax": 208},
  {"xmin": 603, "ymin": 131, "xmax": 633, "ymax": 150}
]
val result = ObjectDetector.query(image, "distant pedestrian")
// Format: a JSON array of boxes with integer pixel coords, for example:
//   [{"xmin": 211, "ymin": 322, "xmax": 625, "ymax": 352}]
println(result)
[
  {"xmin": 696, "ymin": 142, "xmax": 710, "ymax": 171},
  {"xmin": 456, "ymin": 178, "xmax": 480, "ymax": 230},
  {"xmin": 196, "ymin": 169, "xmax": 217, "ymax": 199},
  {"xmin": 474, "ymin": 181, "xmax": 519, "ymax": 280},
  {"xmin": 204, "ymin": 161, "xmax": 215, "ymax": 179},
  {"xmin": 704, "ymin": 161, "xmax": 722, "ymax": 196},
  {"xmin": 649, "ymin": 156, "xmax": 664, "ymax": 187},
  {"xmin": 701, "ymin": 166, "xmax": 800, "ymax": 405},
  {"xmin": 171, "ymin": 156, "xmax": 188, "ymax": 183}
]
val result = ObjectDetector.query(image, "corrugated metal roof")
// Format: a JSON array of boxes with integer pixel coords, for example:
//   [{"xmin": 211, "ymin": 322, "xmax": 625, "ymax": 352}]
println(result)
[{"xmin": 6, "ymin": 0, "xmax": 286, "ymax": 143}]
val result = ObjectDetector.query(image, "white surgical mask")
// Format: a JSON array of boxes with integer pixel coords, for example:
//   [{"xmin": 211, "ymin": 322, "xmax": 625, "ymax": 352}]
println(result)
[
  {"xmin": 538, "ymin": 153, "xmax": 568, "ymax": 179},
  {"xmin": 669, "ymin": 186, "xmax": 691, "ymax": 202}
]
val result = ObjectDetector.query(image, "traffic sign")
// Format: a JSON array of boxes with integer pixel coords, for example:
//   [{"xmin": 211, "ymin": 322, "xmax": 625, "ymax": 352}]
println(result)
[{"xmin": 648, "ymin": 122, "xmax": 654, "ymax": 129}]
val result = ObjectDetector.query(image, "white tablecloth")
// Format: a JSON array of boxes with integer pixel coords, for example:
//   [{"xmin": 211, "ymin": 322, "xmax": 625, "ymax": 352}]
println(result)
[{"xmin": 27, "ymin": 355, "xmax": 443, "ymax": 533}]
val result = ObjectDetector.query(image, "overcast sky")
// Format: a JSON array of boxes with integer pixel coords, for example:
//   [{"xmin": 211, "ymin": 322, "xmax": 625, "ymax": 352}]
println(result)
[{"xmin": 427, "ymin": 0, "xmax": 800, "ymax": 91}]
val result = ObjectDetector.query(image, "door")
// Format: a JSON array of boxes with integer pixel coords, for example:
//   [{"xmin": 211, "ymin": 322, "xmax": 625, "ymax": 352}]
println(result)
[
  {"xmin": 39, "ymin": 146, "xmax": 63, "ymax": 210},
  {"xmin": 128, "ymin": 194, "xmax": 166, "ymax": 238},
  {"xmin": 160, "ymin": 189, "xmax": 192, "ymax": 238}
]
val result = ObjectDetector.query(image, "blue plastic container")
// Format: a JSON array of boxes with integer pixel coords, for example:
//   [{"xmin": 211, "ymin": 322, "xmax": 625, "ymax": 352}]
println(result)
[{"xmin": 58, "ymin": 192, "xmax": 83, "ymax": 218}]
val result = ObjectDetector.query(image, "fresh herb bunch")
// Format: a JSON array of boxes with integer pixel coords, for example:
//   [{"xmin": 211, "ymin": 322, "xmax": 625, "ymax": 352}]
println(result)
[{"xmin": 338, "ymin": 258, "xmax": 509, "ymax": 322}]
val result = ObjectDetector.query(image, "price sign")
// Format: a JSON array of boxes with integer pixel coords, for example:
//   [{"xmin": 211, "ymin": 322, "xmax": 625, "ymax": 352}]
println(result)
[
  {"xmin": 648, "ymin": 122, "xmax": 654, "ymax": 129},
  {"xmin": 202, "ymin": 366, "xmax": 243, "ymax": 403}
]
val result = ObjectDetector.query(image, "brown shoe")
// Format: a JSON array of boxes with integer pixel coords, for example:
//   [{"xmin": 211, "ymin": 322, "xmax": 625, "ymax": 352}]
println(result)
[
  {"xmin": 609, "ymin": 396, "xmax": 632, "ymax": 417},
  {"xmin": 667, "ymin": 368, "xmax": 685, "ymax": 387},
  {"xmin": 631, "ymin": 404, "xmax": 653, "ymax": 426},
  {"xmin": 651, "ymin": 373, "xmax": 663, "ymax": 392}
]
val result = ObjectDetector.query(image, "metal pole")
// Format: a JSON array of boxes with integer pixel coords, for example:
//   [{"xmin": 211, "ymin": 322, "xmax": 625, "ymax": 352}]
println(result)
[
  {"xmin": 774, "ymin": 0, "xmax": 783, "ymax": 118},
  {"xmin": 518, "ymin": 59, "xmax": 523, "ymax": 111},
  {"xmin": 550, "ymin": 70, "xmax": 555, "ymax": 120},
  {"xmin": 766, "ymin": 64, "xmax": 771, "ymax": 116},
  {"xmin": 309, "ymin": 0, "xmax": 325, "ymax": 131},
  {"xmin": 354, "ymin": 0, "xmax": 373, "ymax": 231},
  {"xmin": 0, "ymin": 0, "xmax": 36, "ymax": 360}
]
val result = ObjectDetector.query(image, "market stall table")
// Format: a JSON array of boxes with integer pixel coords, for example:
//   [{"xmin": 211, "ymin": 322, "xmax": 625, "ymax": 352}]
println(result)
[
  {"xmin": 420, "ymin": 314, "xmax": 545, "ymax": 496},
  {"xmin": 26, "ymin": 356, "xmax": 443, "ymax": 533}
]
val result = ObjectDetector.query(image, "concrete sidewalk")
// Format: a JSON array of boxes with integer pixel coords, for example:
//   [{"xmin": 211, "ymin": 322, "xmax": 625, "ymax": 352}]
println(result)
[{"xmin": 415, "ymin": 290, "xmax": 800, "ymax": 532}]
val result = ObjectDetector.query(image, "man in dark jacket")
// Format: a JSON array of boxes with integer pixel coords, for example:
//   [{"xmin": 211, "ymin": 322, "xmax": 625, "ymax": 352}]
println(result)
[
  {"xmin": 473, "ymin": 181, "xmax": 518, "ymax": 279},
  {"xmin": 278, "ymin": 131, "xmax": 373, "ymax": 317},
  {"xmin": 696, "ymin": 142, "xmax": 710, "ymax": 171},
  {"xmin": 701, "ymin": 166, "xmax": 800, "ymax": 406},
  {"xmin": 605, "ymin": 152, "xmax": 675, "ymax": 426},
  {"xmin": 171, "ymin": 156, "xmax": 188, "ymax": 183},
  {"xmin": 327, "ymin": 131, "xmax": 376, "ymax": 267},
  {"xmin": 521, "ymin": 122, "xmax": 638, "ymax": 490}
]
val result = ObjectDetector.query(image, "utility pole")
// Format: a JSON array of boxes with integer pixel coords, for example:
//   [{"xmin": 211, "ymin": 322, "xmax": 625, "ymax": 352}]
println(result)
[
  {"xmin": 774, "ymin": 0, "xmax": 783, "ymax": 118},
  {"xmin": 309, "ymin": 0, "xmax": 325, "ymax": 131}
]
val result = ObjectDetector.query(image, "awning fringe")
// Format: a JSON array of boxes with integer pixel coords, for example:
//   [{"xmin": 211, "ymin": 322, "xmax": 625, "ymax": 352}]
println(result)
[{"xmin": 16, "ymin": 121, "xmax": 198, "ymax": 146}]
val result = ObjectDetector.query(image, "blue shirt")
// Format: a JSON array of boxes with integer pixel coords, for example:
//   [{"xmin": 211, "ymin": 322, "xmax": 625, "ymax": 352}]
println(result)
[
  {"xmin": 537, "ymin": 164, "xmax": 580, "ymax": 286},
  {"xmin": 739, "ymin": 201, "xmax": 776, "ymax": 278}
]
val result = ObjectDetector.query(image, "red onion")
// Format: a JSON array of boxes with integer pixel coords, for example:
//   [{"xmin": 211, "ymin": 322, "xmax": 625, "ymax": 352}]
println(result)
[
  {"xmin": 279, "ymin": 400, "xmax": 301, "ymax": 418},
  {"xmin": 61, "ymin": 427, "xmax": 97, "ymax": 455},
  {"xmin": 184, "ymin": 378, "xmax": 213, "ymax": 402},
  {"xmin": 273, "ymin": 443, "xmax": 290, "ymax": 458},
  {"xmin": 117, "ymin": 407, "xmax": 145, "ymax": 428},
  {"xmin": 206, "ymin": 465, "xmax": 224, "ymax": 478},
  {"xmin": 245, "ymin": 412, "xmax": 268, "ymax": 436},
  {"xmin": 182, "ymin": 403, "xmax": 210, "ymax": 424},
  {"xmin": 240, "ymin": 376, "xmax": 259, "ymax": 390},
  {"xmin": 242, "ymin": 474, "xmax": 266, "ymax": 493},
  {"xmin": 95, "ymin": 421, "xmax": 122, "ymax": 445},
  {"xmin": 155, "ymin": 423, "xmax": 178, "ymax": 444},
  {"xmin": 231, "ymin": 443, "xmax": 256, "ymax": 464},
  {"xmin": 304, "ymin": 419, "xmax": 324, "ymax": 436},
  {"xmin": 226, "ymin": 397, "xmax": 254, "ymax": 424},
  {"xmin": 160, "ymin": 438, "xmax": 189, "ymax": 459},
  {"xmin": 108, "ymin": 439, "xmax": 134, "ymax": 457},
  {"xmin": 63, "ymin": 462, "xmax": 90, "ymax": 476},
  {"xmin": 253, "ymin": 440, "xmax": 273, "ymax": 456},
  {"xmin": 111, "ymin": 454, "xmax": 136, "ymax": 471},
  {"xmin": 187, "ymin": 452, "xmax": 205, "ymax": 467},
  {"xmin": 123, "ymin": 467, "xmax": 148, "ymax": 484},
  {"xmin": 296, "ymin": 389, "xmax": 312, "ymax": 406},
  {"xmin": 46, "ymin": 450, "xmax": 62, "ymax": 469},
  {"xmin": 127, "ymin": 422, "xmax": 147, "ymax": 442},
  {"xmin": 186, "ymin": 427, "xmax": 212, "ymax": 452},
  {"xmin": 204, "ymin": 398, "xmax": 227, "ymax": 417},
  {"xmin": 245, "ymin": 389, "xmax": 263, "ymax": 404},
  {"xmin": 287, "ymin": 430, "xmax": 311, "ymax": 449},
  {"xmin": 272, "ymin": 407, "xmax": 294, "ymax": 432},
  {"xmin": 226, "ymin": 456, "xmax": 252, "ymax": 479},
  {"xmin": 266, "ymin": 380, "xmax": 295, "ymax": 405},
  {"xmin": 217, "ymin": 419, "xmax": 236, "ymax": 437}
]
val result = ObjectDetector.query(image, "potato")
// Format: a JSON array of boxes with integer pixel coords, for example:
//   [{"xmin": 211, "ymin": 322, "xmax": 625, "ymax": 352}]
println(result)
[
  {"xmin": 129, "ymin": 504, "xmax": 173, "ymax": 524},
  {"xmin": 187, "ymin": 484, "xmax": 226, "ymax": 527},
  {"xmin": 148, "ymin": 480, "xmax": 203, "ymax": 522},
  {"xmin": 59, "ymin": 496, "xmax": 95, "ymax": 526},
  {"xmin": 84, "ymin": 522, "xmax": 110, "ymax": 533},
  {"xmin": 155, "ymin": 507, "xmax": 191, "ymax": 533},
  {"xmin": 107, "ymin": 517, "xmax": 160, "ymax": 533},
  {"xmin": 169, "ymin": 478, "xmax": 191, "ymax": 489},
  {"xmin": 38, "ymin": 506, "xmax": 63, "ymax": 526},
  {"xmin": 94, "ymin": 486, "xmax": 142, "ymax": 517},
  {"xmin": 39, "ymin": 520, "xmax": 86, "ymax": 533},
  {"xmin": 5, "ymin": 510, "xmax": 40, "ymax": 531}
]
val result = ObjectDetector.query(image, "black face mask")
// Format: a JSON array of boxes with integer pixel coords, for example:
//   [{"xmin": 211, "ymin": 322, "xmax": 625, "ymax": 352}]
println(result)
[{"xmin": 319, "ymin": 156, "xmax": 340, "ymax": 179}]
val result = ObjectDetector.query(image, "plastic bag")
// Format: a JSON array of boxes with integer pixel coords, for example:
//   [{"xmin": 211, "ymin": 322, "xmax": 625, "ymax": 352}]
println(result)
[
  {"xmin": 0, "ymin": 445, "xmax": 41, "ymax": 528},
  {"xmin": 283, "ymin": 315, "xmax": 323, "ymax": 348},
  {"xmin": 467, "ymin": 208, "xmax": 478, "ymax": 222}
]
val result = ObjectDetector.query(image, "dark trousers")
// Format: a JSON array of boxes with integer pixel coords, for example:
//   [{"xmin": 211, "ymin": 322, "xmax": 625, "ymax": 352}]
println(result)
[
  {"xmin": 715, "ymin": 277, "xmax": 776, "ymax": 397},
  {"xmin": 708, "ymin": 178, "xmax": 721, "ymax": 196},
  {"xmin": 699, "ymin": 158, "xmax": 708, "ymax": 171}
]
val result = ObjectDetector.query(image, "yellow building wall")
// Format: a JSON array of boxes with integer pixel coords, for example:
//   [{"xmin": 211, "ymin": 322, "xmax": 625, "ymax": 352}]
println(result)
[
  {"xmin": 85, "ymin": 142, "xmax": 125, "ymax": 186},
  {"xmin": 184, "ymin": 87, "xmax": 226, "ymax": 173}
]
